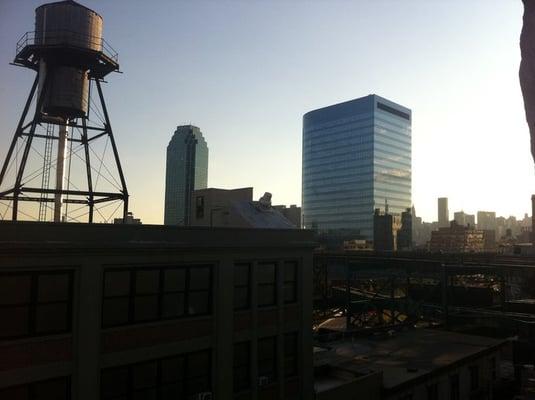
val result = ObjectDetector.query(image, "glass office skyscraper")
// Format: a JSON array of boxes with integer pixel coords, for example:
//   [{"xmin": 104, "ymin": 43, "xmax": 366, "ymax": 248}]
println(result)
[
  {"xmin": 302, "ymin": 95, "xmax": 411, "ymax": 240},
  {"xmin": 164, "ymin": 125, "xmax": 208, "ymax": 225}
]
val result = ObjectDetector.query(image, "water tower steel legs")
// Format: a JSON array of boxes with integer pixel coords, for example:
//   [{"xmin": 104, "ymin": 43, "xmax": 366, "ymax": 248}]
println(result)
[
  {"xmin": 12, "ymin": 72, "xmax": 50, "ymax": 220},
  {"xmin": 95, "ymin": 79, "xmax": 129, "ymax": 221},
  {"xmin": 0, "ymin": 75, "xmax": 39, "ymax": 187},
  {"xmin": 81, "ymin": 117, "xmax": 94, "ymax": 223},
  {"xmin": 0, "ymin": 76, "xmax": 129, "ymax": 223}
]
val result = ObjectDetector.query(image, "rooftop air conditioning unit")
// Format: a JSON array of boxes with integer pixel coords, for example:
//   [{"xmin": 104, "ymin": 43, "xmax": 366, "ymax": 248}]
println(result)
[
  {"xmin": 258, "ymin": 376, "xmax": 270, "ymax": 386},
  {"xmin": 197, "ymin": 392, "xmax": 213, "ymax": 400}
]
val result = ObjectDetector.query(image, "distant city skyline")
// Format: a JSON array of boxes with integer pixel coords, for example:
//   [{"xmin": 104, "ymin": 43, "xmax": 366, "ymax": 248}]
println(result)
[
  {"xmin": 0, "ymin": 0, "xmax": 533, "ymax": 224},
  {"xmin": 418, "ymin": 197, "xmax": 532, "ymax": 225}
]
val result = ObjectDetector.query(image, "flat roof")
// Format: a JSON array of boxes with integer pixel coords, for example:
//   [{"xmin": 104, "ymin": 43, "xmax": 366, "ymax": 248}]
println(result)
[
  {"xmin": 315, "ymin": 329, "xmax": 507, "ymax": 392},
  {"xmin": 0, "ymin": 221, "xmax": 315, "ymax": 254},
  {"xmin": 303, "ymin": 94, "xmax": 411, "ymax": 120},
  {"xmin": 194, "ymin": 187, "xmax": 253, "ymax": 192},
  {"xmin": 314, "ymin": 345, "xmax": 380, "ymax": 393}
]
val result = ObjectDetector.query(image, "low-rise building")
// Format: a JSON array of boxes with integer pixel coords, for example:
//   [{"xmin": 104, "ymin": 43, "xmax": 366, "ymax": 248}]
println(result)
[
  {"xmin": 113, "ymin": 211, "xmax": 142, "ymax": 225},
  {"xmin": 343, "ymin": 239, "xmax": 373, "ymax": 251},
  {"xmin": 429, "ymin": 222, "xmax": 486, "ymax": 253},
  {"xmin": 477, "ymin": 211, "xmax": 497, "ymax": 232},
  {"xmin": 313, "ymin": 329, "xmax": 507, "ymax": 400},
  {"xmin": 453, "ymin": 211, "xmax": 475, "ymax": 228},
  {"xmin": 482, "ymin": 229, "xmax": 497, "ymax": 252},
  {"xmin": 272, "ymin": 205, "xmax": 301, "ymax": 228},
  {"xmin": 190, "ymin": 188, "xmax": 295, "ymax": 229},
  {"xmin": 373, "ymin": 209, "xmax": 394, "ymax": 251},
  {"xmin": 397, "ymin": 208, "xmax": 413, "ymax": 250},
  {"xmin": 191, "ymin": 187, "xmax": 253, "ymax": 227},
  {"xmin": 373, "ymin": 209, "xmax": 402, "ymax": 251},
  {"xmin": 0, "ymin": 221, "xmax": 315, "ymax": 400},
  {"xmin": 314, "ymin": 347, "xmax": 382, "ymax": 400}
]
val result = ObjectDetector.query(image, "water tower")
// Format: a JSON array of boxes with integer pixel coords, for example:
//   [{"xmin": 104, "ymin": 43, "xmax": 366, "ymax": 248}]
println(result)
[{"xmin": 0, "ymin": 0, "xmax": 128, "ymax": 223}]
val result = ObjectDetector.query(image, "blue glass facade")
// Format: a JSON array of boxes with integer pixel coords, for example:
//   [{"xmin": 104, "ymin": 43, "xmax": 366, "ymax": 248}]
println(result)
[{"xmin": 302, "ymin": 95, "xmax": 411, "ymax": 240}]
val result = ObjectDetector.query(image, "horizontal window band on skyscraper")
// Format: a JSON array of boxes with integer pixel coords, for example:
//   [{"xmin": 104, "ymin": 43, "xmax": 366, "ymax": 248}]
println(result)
[
  {"xmin": 374, "ymin": 155, "xmax": 412, "ymax": 168},
  {"xmin": 374, "ymin": 189, "xmax": 412, "ymax": 200},
  {"xmin": 305, "ymin": 201, "xmax": 411, "ymax": 214},
  {"xmin": 304, "ymin": 118, "xmax": 375, "ymax": 137},
  {"xmin": 302, "ymin": 166, "xmax": 375, "ymax": 179},
  {"xmin": 375, "ymin": 132, "xmax": 411, "ymax": 146},
  {"xmin": 304, "ymin": 156, "xmax": 376, "ymax": 168},
  {"xmin": 304, "ymin": 131, "xmax": 411, "ymax": 156},
  {"xmin": 377, "ymin": 102, "xmax": 411, "ymax": 120},
  {"xmin": 303, "ymin": 113, "xmax": 375, "ymax": 131},
  {"xmin": 302, "ymin": 169, "xmax": 375, "ymax": 183},
  {"xmin": 304, "ymin": 147, "xmax": 374, "ymax": 163},
  {"xmin": 303, "ymin": 202, "xmax": 379, "ymax": 211},
  {"xmin": 375, "ymin": 171, "xmax": 412, "ymax": 181},
  {"xmin": 303, "ymin": 187, "xmax": 375, "ymax": 197},
  {"xmin": 303, "ymin": 156, "xmax": 374, "ymax": 172},
  {"xmin": 306, "ymin": 136, "xmax": 410, "ymax": 156},
  {"xmin": 374, "ymin": 142, "xmax": 412, "ymax": 155},
  {"xmin": 303, "ymin": 183, "xmax": 411, "ymax": 201},
  {"xmin": 303, "ymin": 178, "xmax": 377, "ymax": 190},
  {"xmin": 303, "ymin": 195, "xmax": 377, "ymax": 205},
  {"xmin": 304, "ymin": 187, "xmax": 374, "ymax": 197},
  {"xmin": 375, "ymin": 112, "xmax": 413, "ymax": 128},
  {"xmin": 304, "ymin": 112, "xmax": 411, "ymax": 136}
]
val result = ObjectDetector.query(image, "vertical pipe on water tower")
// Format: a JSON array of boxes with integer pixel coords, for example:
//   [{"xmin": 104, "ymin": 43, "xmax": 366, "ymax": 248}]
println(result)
[{"xmin": 54, "ymin": 123, "xmax": 68, "ymax": 222}]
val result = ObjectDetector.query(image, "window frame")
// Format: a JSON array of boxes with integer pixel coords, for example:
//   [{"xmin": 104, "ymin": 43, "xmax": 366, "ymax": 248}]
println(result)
[
  {"xmin": 102, "ymin": 264, "xmax": 213, "ymax": 328},
  {"xmin": 101, "ymin": 349, "xmax": 212, "ymax": 400},
  {"xmin": 284, "ymin": 332, "xmax": 298, "ymax": 378},
  {"xmin": 490, "ymin": 357, "xmax": 496, "ymax": 381},
  {"xmin": 469, "ymin": 364, "xmax": 479, "ymax": 391},
  {"xmin": 132, "ymin": 269, "xmax": 161, "ymax": 323},
  {"xmin": 233, "ymin": 341, "xmax": 251, "ymax": 393},
  {"xmin": 257, "ymin": 262, "xmax": 277, "ymax": 308},
  {"xmin": 258, "ymin": 336, "xmax": 277, "ymax": 385},
  {"xmin": 233, "ymin": 263, "xmax": 251, "ymax": 311},
  {"xmin": 426, "ymin": 382, "xmax": 438, "ymax": 400},
  {"xmin": 195, "ymin": 196, "xmax": 205, "ymax": 219},
  {"xmin": 283, "ymin": 261, "xmax": 298, "ymax": 304},
  {"xmin": 0, "ymin": 270, "xmax": 73, "ymax": 340},
  {"xmin": 0, "ymin": 376, "xmax": 71, "ymax": 400},
  {"xmin": 161, "ymin": 267, "xmax": 187, "ymax": 320},
  {"xmin": 449, "ymin": 373, "xmax": 460, "ymax": 400}
]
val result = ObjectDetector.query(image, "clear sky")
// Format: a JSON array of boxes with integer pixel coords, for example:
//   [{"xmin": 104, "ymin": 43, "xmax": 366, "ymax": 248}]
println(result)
[{"xmin": 0, "ymin": 0, "xmax": 532, "ymax": 224}]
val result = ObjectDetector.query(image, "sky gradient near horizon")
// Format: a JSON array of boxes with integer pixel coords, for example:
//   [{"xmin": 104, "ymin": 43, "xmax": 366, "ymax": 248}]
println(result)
[{"xmin": 0, "ymin": 0, "xmax": 532, "ymax": 224}]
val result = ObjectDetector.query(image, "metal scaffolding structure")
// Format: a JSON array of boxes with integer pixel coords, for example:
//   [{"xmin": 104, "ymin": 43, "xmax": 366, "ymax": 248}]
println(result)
[{"xmin": 313, "ymin": 252, "xmax": 535, "ymax": 335}]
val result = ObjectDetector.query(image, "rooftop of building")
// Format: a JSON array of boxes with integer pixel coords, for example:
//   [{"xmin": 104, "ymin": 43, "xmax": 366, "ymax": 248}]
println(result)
[
  {"xmin": 194, "ymin": 187, "xmax": 253, "ymax": 195},
  {"xmin": 314, "ymin": 328, "xmax": 507, "ymax": 393},
  {"xmin": 273, "ymin": 204, "xmax": 300, "ymax": 209},
  {"xmin": 230, "ymin": 200, "xmax": 296, "ymax": 229},
  {"xmin": 314, "ymin": 344, "xmax": 381, "ymax": 394},
  {"xmin": 0, "ymin": 220, "xmax": 314, "ymax": 255},
  {"xmin": 175, "ymin": 124, "xmax": 200, "ymax": 130},
  {"xmin": 303, "ymin": 94, "xmax": 411, "ymax": 121}
]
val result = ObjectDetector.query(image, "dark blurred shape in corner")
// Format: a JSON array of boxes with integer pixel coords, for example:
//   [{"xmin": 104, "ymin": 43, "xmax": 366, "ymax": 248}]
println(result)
[{"xmin": 520, "ymin": 0, "xmax": 535, "ymax": 163}]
